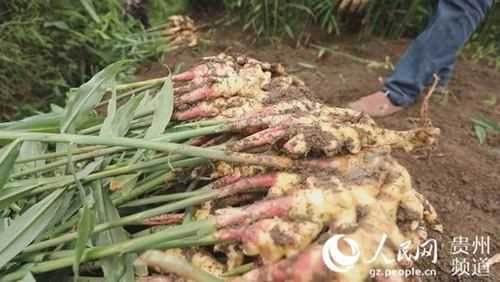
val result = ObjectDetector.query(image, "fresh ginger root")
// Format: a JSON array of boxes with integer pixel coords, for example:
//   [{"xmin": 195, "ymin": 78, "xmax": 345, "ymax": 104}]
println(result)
[
  {"xmin": 205, "ymin": 152, "xmax": 435, "ymax": 280},
  {"xmin": 225, "ymin": 169, "xmax": 430, "ymax": 281},
  {"xmin": 138, "ymin": 54, "xmax": 442, "ymax": 281},
  {"xmin": 163, "ymin": 15, "xmax": 199, "ymax": 48},
  {"xmin": 229, "ymin": 205, "xmax": 406, "ymax": 282},
  {"xmin": 227, "ymin": 110, "xmax": 439, "ymax": 157},
  {"xmin": 172, "ymin": 54, "xmax": 439, "ymax": 157},
  {"xmin": 149, "ymin": 248, "xmax": 225, "ymax": 282}
]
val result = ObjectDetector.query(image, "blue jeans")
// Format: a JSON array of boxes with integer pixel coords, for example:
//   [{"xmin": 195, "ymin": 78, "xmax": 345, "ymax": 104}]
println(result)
[{"xmin": 384, "ymin": 0, "xmax": 492, "ymax": 107}]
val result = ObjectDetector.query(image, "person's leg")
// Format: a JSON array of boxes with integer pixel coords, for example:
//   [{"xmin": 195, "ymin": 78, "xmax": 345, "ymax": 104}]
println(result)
[
  {"xmin": 427, "ymin": 5, "xmax": 456, "ymax": 88},
  {"xmin": 384, "ymin": 0, "xmax": 492, "ymax": 107},
  {"xmin": 436, "ymin": 62, "xmax": 455, "ymax": 88}
]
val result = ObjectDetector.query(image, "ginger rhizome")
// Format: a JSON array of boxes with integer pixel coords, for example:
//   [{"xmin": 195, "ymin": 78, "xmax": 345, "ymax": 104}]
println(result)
[{"xmin": 136, "ymin": 54, "xmax": 441, "ymax": 282}]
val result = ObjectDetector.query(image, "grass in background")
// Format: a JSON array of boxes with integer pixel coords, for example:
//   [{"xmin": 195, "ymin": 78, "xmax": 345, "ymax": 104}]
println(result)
[
  {"xmin": 216, "ymin": 0, "xmax": 500, "ymax": 61},
  {"xmin": 0, "ymin": 0, "xmax": 188, "ymax": 120},
  {"xmin": 218, "ymin": 0, "xmax": 433, "ymax": 39},
  {"xmin": 361, "ymin": 0, "xmax": 433, "ymax": 38},
  {"xmin": 468, "ymin": 3, "xmax": 500, "ymax": 68}
]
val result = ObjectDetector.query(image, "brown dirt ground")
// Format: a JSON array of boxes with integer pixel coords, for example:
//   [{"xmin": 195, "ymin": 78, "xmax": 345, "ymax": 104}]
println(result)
[{"xmin": 138, "ymin": 21, "xmax": 500, "ymax": 282}]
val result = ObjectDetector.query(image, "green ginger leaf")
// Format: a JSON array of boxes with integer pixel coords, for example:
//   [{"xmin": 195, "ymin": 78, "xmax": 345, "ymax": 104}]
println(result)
[
  {"xmin": 0, "ymin": 189, "xmax": 65, "ymax": 269},
  {"xmin": 62, "ymin": 61, "xmax": 128, "ymax": 133},
  {"xmin": 0, "ymin": 139, "xmax": 22, "ymax": 191}
]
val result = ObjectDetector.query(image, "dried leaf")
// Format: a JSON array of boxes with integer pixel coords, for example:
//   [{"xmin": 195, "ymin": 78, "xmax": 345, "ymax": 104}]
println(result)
[
  {"xmin": 110, "ymin": 173, "xmax": 140, "ymax": 193},
  {"xmin": 297, "ymin": 62, "xmax": 317, "ymax": 69}
]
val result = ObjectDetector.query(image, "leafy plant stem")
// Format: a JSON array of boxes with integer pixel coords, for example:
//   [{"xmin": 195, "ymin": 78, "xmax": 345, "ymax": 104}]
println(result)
[{"xmin": 1, "ymin": 218, "xmax": 216, "ymax": 282}]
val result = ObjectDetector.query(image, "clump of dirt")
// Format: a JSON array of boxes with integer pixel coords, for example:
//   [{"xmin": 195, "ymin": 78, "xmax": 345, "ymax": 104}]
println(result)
[{"xmin": 137, "ymin": 20, "xmax": 500, "ymax": 282}]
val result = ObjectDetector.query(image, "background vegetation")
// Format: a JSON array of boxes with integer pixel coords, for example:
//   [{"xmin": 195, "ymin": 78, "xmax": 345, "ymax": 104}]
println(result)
[
  {"xmin": 0, "ymin": 0, "xmax": 187, "ymax": 119},
  {"xmin": 219, "ymin": 0, "xmax": 500, "ymax": 59},
  {"xmin": 1, "ymin": 0, "xmax": 499, "ymax": 120}
]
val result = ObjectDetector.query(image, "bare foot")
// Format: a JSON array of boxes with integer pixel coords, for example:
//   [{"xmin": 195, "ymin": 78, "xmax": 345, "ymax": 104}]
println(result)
[{"xmin": 348, "ymin": 91, "xmax": 404, "ymax": 117}]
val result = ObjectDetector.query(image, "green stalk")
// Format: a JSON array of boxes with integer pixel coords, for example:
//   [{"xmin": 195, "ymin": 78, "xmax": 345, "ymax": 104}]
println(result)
[
  {"xmin": 120, "ymin": 190, "xmax": 205, "ymax": 207},
  {"xmin": 79, "ymin": 107, "xmax": 155, "ymax": 135},
  {"xmin": 183, "ymin": 180, "xmax": 199, "ymax": 224},
  {"xmin": 121, "ymin": 185, "xmax": 209, "ymax": 207},
  {"xmin": 15, "ymin": 146, "xmax": 103, "ymax": 164},
  {"xmin": 171, "ymin": 119, "xmax": 229, "ymax": 130},
  {"xmin": 19, "ymin": 235, "xmax": 221, "ymax": 263},
  {"xmin": 22, "ymin": 192, "xmax": 218, "ymax": 254},
  {"xmin": 15, "ymin": 249, "xmax": 74, "ymax": 263},
  {"xmin": 122, "ymin": 117, "xmax": 154, "ymax": 131},
  {"xmin": 12, "ymin": 146, "xmax": 127, "ymax": 179},
  {"xmin": 154, "ymin": 235, "xmax": 222, "ymax": 249},
  {"xmin": 41, "ymin": 165, "xmax": 192, "ymax": 240},
  {"xmin": 108, "ymin": 76, "xmax": 168, "ymax": 93},
  {"xmin": 42, "ymin": 216, "xmax": 79, "ymax": 240},
  {"xmin": 119, "ymin": 178, "xmax": 218, "ymax": 208},
  {"xmin": 140, "ymin": 250, "xmax": 223, "ymax": 282},
  {"xmin": 27, "ymin": 156, "xmax": 207, "ymax": 196},
  {"xmin": 0, "ymin": 130, "xmax": 294, "ymax": 168},
  {"xmin": 156, "ymin": 124, "xmax": 230, "ymax": 142},
  {"xmin": 39, "ymin": 172, "xmax": 176, "ymax": 241},
  {"xmin": 13, "ymin": 124, "xmax": 230, "ymax": 179},
  {"xmin": 1, "ymin": 219, "xmax": 216, "ymax": 282},
  {"xmin": 112, "ymin": 171, "xmax": 177, "ymax": 206}
]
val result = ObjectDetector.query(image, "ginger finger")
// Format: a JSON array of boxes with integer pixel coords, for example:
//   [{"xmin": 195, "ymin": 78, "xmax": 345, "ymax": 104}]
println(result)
[
  {"xmin": 172, "ymin": 59, "xmax": 235, "ymax": 83},
  {"xmin": 177, "ymin": 85, "xmax": 216, "ymax": 104},
  {"xmin": 215, "ymin": 173, "xmax": 281, "ymax": 198},
  {"xmin": 229, "ymin": 126, "xmax": 288, "ymax": 151},
  {"xmin": 141, "ymin": 249, "xmax": 225, "ymax": 281},
  {"xmin": 175, "ymin": 103, "xmax": 218, "ymax": 120},
  {"xmin": 230, "ymin": 245, "xmax": 336, "ymax": 282},
  {"xmin": 216, "ymin": 219, "xmax": 322, "ymax": 264},
  {"xmin": 215, "ymin": 188, "xmax": 357, "ymax": 227}
]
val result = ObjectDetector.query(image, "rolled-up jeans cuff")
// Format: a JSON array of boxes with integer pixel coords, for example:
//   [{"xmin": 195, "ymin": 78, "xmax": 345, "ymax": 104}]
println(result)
[{"xmin": 382, "ymin": 89, "xmax": 413, "ymax": 107}]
